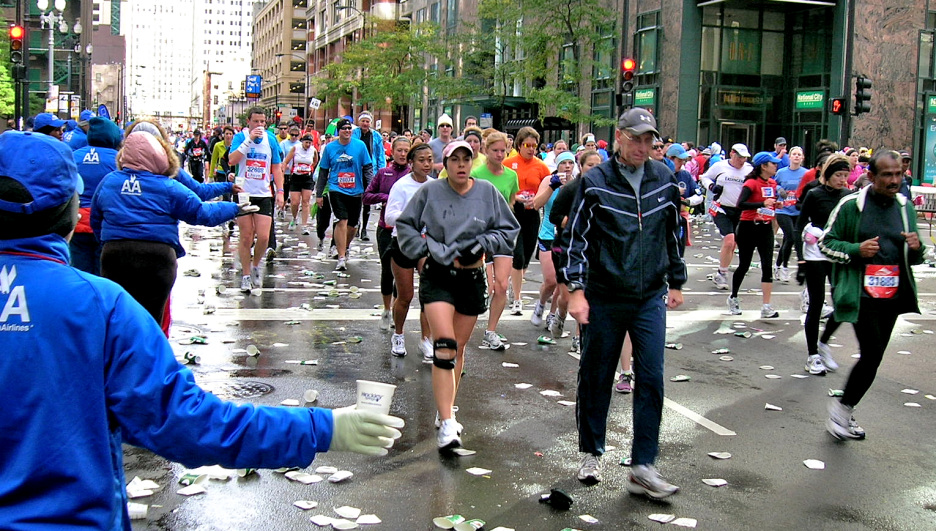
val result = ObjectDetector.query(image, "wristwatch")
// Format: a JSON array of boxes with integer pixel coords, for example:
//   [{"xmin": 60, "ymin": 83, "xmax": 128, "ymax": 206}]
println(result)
[{"xmin": 567, "ymin": 281, "xmax": 585, "ymax": 293}]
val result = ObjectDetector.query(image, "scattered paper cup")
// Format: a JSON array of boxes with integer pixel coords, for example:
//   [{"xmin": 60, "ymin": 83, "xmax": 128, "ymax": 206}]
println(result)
[{"xmin": 355, "ymin": 380, "xmax": 396, "ymax": 414}]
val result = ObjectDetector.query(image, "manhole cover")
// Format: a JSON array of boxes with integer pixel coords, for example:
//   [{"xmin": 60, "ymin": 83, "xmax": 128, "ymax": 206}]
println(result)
[{"xmin": 199, "ymin": 380, "xmax": 274, "ymax": 400}]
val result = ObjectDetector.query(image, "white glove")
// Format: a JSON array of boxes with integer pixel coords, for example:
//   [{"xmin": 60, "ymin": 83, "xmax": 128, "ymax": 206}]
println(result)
[
  {"xmin": 238, "ymin": 202, "xmax": 260, "ymax": 214},
  {"xmin": 688, "ymin": 193, "xmax": 704, "ymax": 207},
  {"xmin": 330, "ymin": 407, "xmax": 404, "ymax": 456}
]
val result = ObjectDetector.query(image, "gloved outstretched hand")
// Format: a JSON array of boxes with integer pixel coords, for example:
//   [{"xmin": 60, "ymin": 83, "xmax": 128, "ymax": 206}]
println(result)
[
  {"xmin": 330, "ymin": 407, "xmax": 405, "ymax": 456},
  {"xmin": 238, "ymin": 202, "xmax": 260, "ymax": 215}
]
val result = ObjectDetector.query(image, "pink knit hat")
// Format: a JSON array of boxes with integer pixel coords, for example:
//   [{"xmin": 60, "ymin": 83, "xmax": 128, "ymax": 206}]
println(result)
[{"xmin": 120, "ymin": 132, "xmax": 170, "ymax": 175}]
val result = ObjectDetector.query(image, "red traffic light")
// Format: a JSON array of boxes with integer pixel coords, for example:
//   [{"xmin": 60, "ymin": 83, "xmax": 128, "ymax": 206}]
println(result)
[
  {"xmin": 830, "ymin": 98, "xmax": 846, "ymax": 115},
  {"xmin": 10, "ymin": 25, "xmax": 24, "ymax": 39},
  {"xmin": 622, "ymin": 58, "xmax": 636, "ymax": 71}
]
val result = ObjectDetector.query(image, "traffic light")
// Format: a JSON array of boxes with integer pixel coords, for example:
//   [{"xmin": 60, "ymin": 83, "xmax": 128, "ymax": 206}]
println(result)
[
  {"xmin": 616, "ymin": 57, "xmax": 637, "ymax": 108},
  {"xmin": 830, "ymin": 98, "xmax": 846, "ymax": 116},
  {"xmin": 275, "ymin": 110, "xmax": 283, "ymax": 122},
  {"xmin": 9, "ymin": 25, "xmax": 25, "ymax": 64},
  {"xmin": 854, "ymin": 75, "xmax": 872, "ymax": 115}
]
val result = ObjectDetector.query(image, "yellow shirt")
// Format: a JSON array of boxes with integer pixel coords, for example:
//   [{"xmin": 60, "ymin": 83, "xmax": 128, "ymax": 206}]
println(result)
[{"xmin": 439, "ymin": 153, "xmax": 487, "ymax": 179}]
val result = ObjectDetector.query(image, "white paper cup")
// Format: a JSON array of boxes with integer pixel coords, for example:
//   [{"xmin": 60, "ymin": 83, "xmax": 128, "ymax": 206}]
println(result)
[
  {"xmin": 237, "ymin": 192, "xmax": 250, "ymax": 205},
  {"xmin": 127, "ymin": 502, "xmax": 148, "ymax": 520},
  {"xmin": 355, "ymin": 380, "xmax": 396, "ymax": 414}
]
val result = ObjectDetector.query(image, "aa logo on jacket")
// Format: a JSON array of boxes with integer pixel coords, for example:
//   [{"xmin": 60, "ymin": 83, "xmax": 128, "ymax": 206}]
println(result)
[
  {"xmin": 82, "ymin": 148, "xmax": 100, "ymax": 164},
  {"xmin": 0, "ymin": 265, "xmax": 31, "ymax": 328},
  {"xmin": 121, "ymin": 175, "xmax": 142, "ymax": 196}
]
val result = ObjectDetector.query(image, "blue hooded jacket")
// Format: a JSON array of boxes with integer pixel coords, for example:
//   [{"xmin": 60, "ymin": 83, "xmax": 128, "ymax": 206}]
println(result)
[
  {"xmin": 74, "ymin": 117, "xmax": 123, "ymax": 209},
  {"xmin": 351, "ymin": 126, "xmax": 386, "ymax": 170},
  {"xmin": 91, "ymin": 168, "xmax": 240, "ymax": 257},
  {"xmin": 0, "ymin": 234, "xmax": 334, "ymax": 531}
]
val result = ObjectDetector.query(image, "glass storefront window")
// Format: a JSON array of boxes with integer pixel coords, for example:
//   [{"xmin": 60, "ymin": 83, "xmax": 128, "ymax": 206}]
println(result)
[
  {"xmin": 701, "ymin": 26, "xmax": 721, "ymax": 72},
  {"xmin": 638, "ymin": 30, "xmax": 658, "ymax": 74},
  {"xmin": 724, "ymin": 8, "xmax": 758, "ymax": 29},
  {"xmin": 761, "ymin": 32, "xmax": 783, "ymax": 76},
  {"xmin": 920, "ymin": 32, "xmax": 933, "ymax": 80}
]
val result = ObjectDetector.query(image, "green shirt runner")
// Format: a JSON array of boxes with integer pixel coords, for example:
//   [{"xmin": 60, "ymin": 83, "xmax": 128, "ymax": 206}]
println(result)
[{"xmin": 471, "ymin": 164, "xmax": 519, "ymax": 206}]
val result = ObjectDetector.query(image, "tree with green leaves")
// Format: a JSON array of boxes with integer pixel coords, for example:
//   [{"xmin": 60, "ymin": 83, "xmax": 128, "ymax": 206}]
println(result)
[
  {"xmin": 312, "ymin": 21, "xmax": 470, "ymax": 113},
  {"xmin": 455, "ymin": 0, "xmax": 618, "ymax": 128}
]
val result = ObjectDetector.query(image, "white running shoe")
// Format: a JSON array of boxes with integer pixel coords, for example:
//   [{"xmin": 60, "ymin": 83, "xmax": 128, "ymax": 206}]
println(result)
[
  {"xmin": 826, "ymin": 399, "xmax": 865, "ymax": 440},
  {"xmin": 713, "ymin": 271, "xmax": 729, "ymax": 290},
  {"xmin": 419, "ymin": 337, "xmax": 434, "ymax": 363},
  {"xmin": 250, "ymin": 265, "xmax": 262, "ymax": 288},
  {"xmin": 301, "ymin": 226, "xmax": 311, "ymax": 235},
  {"xmin": 335, "ymin": 257, "xmax": 347, "ymax": 271},
  {"xmin": 549, "ymin": 315, "xmax": 564, "ymax": 338},
  {"xmin": 821, "ymin": 303, "xmax": 835, "ymax": 320},
  {"xmin": 437, "ymin": 418, "xmax": 462, "ymax": 450},
  {"xmin": 288, "ymin": 220, "xmax": 296, "ymax": 231},
  {"xmin": 240, "ymin": 275, "xmax": 252, "ymax": 293},
  {"xmin": 390, "ymin": 333, "xmax": 406, "ymax": 357},
  {"xmin": 805, "ymin": 354, "xmax": 827, "ymax": 375},
  {"xmin": 379, "ymin": 310, "xmax": 391, "ymax": 331},
  {"xmin": 510, "ymin": 299, "xmax": 523, "ymax": 316},
  {"xmin": 531, "ymin": 300, "xmax": 545, "ymax": 326},
  {"xmin": 817, "ymin": 342, "xmax": 839, "ymax": 371},
  {"xmin": 727, "ymin": 296, "xmax": 741, "ymax": 315},
  {"xmin": 772, "ymin": 265, "xmax": 781, "ymax": 283},
  {"xmin": 761, "ymin": 304, "xmax": 779, "ymax": 318},
  {"xmin": 780, "ymin": 266, "xmax": 791, "ymax": 283},
  {"xmin": 627, "ymin": 464, "xmax": 679, "ymax": 499},
  {"xmin": 482, "ymin": 330, "xmax": 505, "ymax": 350},
  {"xmin": 434, "ymin": 407, "xmax": 461, "ymax": 431}
]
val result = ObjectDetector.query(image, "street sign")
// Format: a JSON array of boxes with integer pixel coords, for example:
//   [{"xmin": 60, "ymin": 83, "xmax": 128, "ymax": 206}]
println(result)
[
  {"xmin": 309, "ymin": 97, "xmax": 322, "ymax": 110},
  {"xmin": 479, "ymin": 113, "xmax": 493, "ymax": 128},
  {"xmin": 45, "ymin": 85, "xmax": 59, "ymax": 113},
  {"xmin": 634, "ymin": 88, "xmax": 655, "ymax": 107},
  {"xmin": 927, "ymin": 95, "xmax": 936, "ymax": 115},
  {"xmin": 70, "ymin": 95, "xmax": 80, "ymax": 120},
  {"xmin": 245, "ymin": 75, "xmax": 262, "ymax": 98},
  {"xmin": 375, "ymin": 119, "xmax": 382, "ymax": 130},
  {"xmin": 795, "ymin": 90, "xmax": 824, "ymax": 110}
]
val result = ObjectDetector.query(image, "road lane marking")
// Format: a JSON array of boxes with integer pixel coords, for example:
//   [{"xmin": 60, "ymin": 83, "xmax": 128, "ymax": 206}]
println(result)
[{"xmin": 564, "ymin": 351, "xmax": 736, "ymax": 436}]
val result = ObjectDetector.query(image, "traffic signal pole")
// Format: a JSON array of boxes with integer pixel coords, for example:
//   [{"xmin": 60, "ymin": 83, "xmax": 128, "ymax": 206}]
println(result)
[{"xmin": 840, "ymin": 0, "xmax": 856, "ymax": 148}]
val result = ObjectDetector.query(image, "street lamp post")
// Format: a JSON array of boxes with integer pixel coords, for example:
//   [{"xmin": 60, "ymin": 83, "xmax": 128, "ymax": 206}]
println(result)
[{"xmin": 37, "ymin": 0, "xmax": 83, "ymax": 113}]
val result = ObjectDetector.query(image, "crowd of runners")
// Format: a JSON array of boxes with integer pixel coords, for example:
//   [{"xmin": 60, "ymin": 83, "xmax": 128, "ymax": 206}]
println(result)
[{"xmin": 0, "ymin": 105, "xmax": 925, "ymax": 522}]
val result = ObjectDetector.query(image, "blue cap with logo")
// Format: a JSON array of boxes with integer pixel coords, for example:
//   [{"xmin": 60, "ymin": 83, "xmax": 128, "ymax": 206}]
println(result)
[
  {"xmin": 0, "ymin": 131, "xmax": 82, "ymax": 214},
  {"xmin": 33, "ymin": 113, "xmax": 66, "ymax": 131},
  {"xmin": 752, "ymin": 151, "xmax": 782, "ymax": 167}
]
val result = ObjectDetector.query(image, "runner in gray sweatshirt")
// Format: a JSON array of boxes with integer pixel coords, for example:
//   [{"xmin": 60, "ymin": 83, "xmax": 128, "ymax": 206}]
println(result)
[
  {"xmin": 395, "ymin": 170, "xmax": 519, "ymax": 266},
  {"xmin": 395, "ymin": 141, "xmax": 519, "ymax": 451}
]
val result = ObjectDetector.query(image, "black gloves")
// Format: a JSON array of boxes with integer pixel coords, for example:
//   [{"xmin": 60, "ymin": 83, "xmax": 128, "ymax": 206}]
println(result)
[
  {"xmin": 796, "ymin": 263, "xmax": 807, "ymax": 285},
  {"xmin": 709, "ymin": 183, "xmax": 723, "ymax": 196},
  {"xmin": 457, "ymin": 241, "xmax": 484, "ymax": 265}
]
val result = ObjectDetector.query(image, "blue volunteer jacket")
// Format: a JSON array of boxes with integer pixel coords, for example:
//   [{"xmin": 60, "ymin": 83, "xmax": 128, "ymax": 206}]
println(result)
[
  {"xmin": 90, "ymin": 168, "xmax": 239, "ymax": 257},
  {"xmin": 0, "ymin": 234, "xmax": 334, "ymax": 530}
]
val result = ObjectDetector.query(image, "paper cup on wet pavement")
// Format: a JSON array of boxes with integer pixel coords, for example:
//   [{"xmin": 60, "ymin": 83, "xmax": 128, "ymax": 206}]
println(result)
[{"xmin": 355, "ymin": 380, "xmax": 396, "ymax": 414}]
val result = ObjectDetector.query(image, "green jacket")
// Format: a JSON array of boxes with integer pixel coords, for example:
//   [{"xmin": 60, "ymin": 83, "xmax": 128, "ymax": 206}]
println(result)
[{"xmin": 818, "ymin": 186, "xmax": 925, "ymax": 323}]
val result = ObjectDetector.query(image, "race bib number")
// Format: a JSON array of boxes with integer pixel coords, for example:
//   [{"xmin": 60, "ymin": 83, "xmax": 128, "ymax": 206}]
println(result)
[
  {"xmin": 754, "ymin": 207, "xmax": 776, "ymax": 223},
  {"xmin": 338, "ymin": 171, "xmax": 356, "ymax": 189},
  {"xmin": 708, "ymin": 201, "xmax": 722, "ymax": 218},
  {"xmin": 193, "ymin": 148, "xmax": 204, "ymax": 157},
  {"xmin": 761, "ymin": 186, "xmax": 775, "ymax": 198},
  {"xmin": 864, "ymin": 264, "xmax": 899, "ymax": 299},
  {"xmin": 295, "ymin": 163, "xmax": 312, "ymax": 175},
  {"xmin": 246, "ymin": 159, "xmax": 267, "ymax": 180},
  {"xmin": 783, "ymin": 192, "xmax": 797, "ymax": 207}
]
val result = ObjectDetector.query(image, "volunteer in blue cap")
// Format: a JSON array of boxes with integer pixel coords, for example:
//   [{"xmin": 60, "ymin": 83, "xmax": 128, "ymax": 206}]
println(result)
[
  {"xmin": 32, "ymin": 113, "xmax": 66, "ymax": 140},
  {"xmin": 0, "ymin": 131, "xmax": 405, "ymax": 530},
  {"xmin": 726, "ymin": 151, "xmax": 783, "ymax": 318},
  {"xmin": 67, "ymin": 110, "xmax": 95, "ymax": 150}
]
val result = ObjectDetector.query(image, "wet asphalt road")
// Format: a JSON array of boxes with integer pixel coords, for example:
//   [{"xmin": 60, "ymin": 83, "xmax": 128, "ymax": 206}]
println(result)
[{"xmin": 126, "ymin": 217, "xmax": 936, "ymax": 531}]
